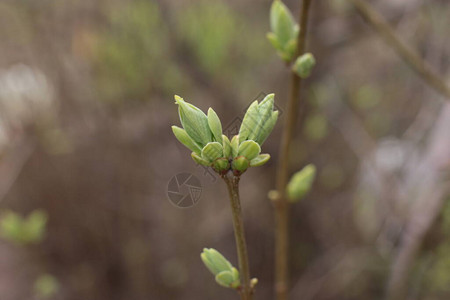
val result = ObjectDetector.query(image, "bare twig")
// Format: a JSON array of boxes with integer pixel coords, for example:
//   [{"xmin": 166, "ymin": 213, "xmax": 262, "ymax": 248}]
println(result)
[
  {"xmin": 273, "ymin": 1, "xmax": 313, "ymax": 299},
  {"xmin": 348, "ymin": 0, "xmax": 450, "ymax": 100},
  {"xmin": 223, "ymin": 174, "xmax": 253, "ymax": 300}
]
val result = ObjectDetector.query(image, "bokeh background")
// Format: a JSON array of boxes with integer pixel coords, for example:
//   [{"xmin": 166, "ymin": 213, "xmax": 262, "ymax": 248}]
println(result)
[{"xmin": 0, "ymin": 0, "xmax": 449, "ymax": 299}]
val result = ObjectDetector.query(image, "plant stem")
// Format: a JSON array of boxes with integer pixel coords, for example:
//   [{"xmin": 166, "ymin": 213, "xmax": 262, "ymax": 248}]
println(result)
[
  {"xmin": 223, "ymin": 174, "xmax": 253, "ymax": 300},
  {"xmin": 348, "ymin": 0, "xmax": 450, "ymax": 100},
  {"xmin": 274, "ymin": 0, "xmax": 313, "ymax": 300}
]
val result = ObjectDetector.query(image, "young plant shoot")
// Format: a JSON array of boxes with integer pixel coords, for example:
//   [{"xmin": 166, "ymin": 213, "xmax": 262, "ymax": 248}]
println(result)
[
  {"xmin": 172, "ymin": 94, "xmax": 278, "ymax": 300},
  {"xmin": 172, "ymin": 94, "xmax": 277, "ymax": 176}
]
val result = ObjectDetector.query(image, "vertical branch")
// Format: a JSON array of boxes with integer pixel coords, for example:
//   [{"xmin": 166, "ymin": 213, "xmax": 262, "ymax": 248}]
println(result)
[
  {"xmin": 223, "ymin": 175, "xmax": 253, "ymax": 300},
  {"xmin": 274, "ymin": 1, "xmax": 313, "ymax": 300}
]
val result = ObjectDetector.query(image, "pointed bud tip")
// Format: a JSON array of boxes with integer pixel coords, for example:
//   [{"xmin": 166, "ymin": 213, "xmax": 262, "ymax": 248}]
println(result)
[
  {"xmin": 261, "ymin": 93, "xmax": 275, "ymax": 104},
  {"xmin": 174, "ymin": 95, "xmax": 184, "ymax": 104}
]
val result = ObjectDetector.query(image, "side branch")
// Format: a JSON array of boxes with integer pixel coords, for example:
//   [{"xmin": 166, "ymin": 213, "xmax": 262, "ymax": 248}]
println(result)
[{"xmin": 349, "ymin": 0, "xmax": 450, "ymax": 100}]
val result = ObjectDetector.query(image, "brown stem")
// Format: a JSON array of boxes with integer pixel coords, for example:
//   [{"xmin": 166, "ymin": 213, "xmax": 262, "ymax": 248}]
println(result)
[
  {"xmin": 349, "ymin": 0, "xmax": 450, "ymax": 100},
  {"xmin": 274, "ymin": 1, "xmax": 313, "ymax": 300},
  {"xmin": 223, "ymin": 174, "xmax": 253, "ymax": 300}
]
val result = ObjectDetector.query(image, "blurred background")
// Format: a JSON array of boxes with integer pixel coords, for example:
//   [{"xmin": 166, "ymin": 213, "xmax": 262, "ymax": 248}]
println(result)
[{"xmin": 0, "ymin": 0, "xmax": 449, "ymax": 299}]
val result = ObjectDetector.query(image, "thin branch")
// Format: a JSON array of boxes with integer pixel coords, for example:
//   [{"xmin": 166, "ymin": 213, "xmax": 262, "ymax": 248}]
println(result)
[
  {"xmin": 273, "ymin": 0, "xmax": 313, "ymax": 299},
  {"xmin": 223, "ymin": 174, "xmax": 253, "ymax": 300},
  {"xmin": 348, "ymin": 0, "xmax": 450, "ymax": 100}
]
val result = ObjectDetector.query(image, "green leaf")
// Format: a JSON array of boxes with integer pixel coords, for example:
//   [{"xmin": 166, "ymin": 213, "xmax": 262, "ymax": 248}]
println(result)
[
  {"xmin": 250, "ymin": 154, "xmax": 271, "ymax": 167},
  {"xmin": 215, "ymin": 269, "xmax": 240, "ymax": 289},
  {"xmin": 215, "ymin": 271, "xmax": 234, "ymax": 288},
  {"xmin": 287, "ymin": 164, "xmax": 317, "ymax": 202},
  {"xmin": 257, "ymin": 110, "xmax": 278, "ymax": 145},
  {"xmin": 230, "ymin": 135, "xmax": 239, "ymax": 158},
  {"xmin": 172, "ymin": 126, "xmax": 202, "ymax": 154},
  {"xmin": 239, "ymin": 94, "xmax": 278, "ymax": 146},
  {"xmin": 201, "ymin": 252, "xmax": 219, "ymax": 275},
  {"xmin": 269, "ymin": 0, "xmax": 298, "ymax": 62},
  {"xmin": 207, "ymin": 108, "xmax": 223, "ymax": 144},
  {"xmin": 191, "ymin": 152, "xmax": 210, "ymax": 166},
  {"xmin": 238, "ymin": 140, "xmax": 261, "ymax": 161},
  {"xmin": 222, "ymin": 135, "xmax": 231, "ymax": 158},
  {"xmin": 201, "ymin": 142, "xmax": 223, "ymax": 162},
  {"xmin": 247, "ymin": 94, "xmax": 277, "ymax": 145},
  {"xmin": 239, "ymin": 101, "xmax": 259, "ymax": 142},
  {"xmin": 175, "ymin": 95, "xmax": 212, "ymax": 146}
]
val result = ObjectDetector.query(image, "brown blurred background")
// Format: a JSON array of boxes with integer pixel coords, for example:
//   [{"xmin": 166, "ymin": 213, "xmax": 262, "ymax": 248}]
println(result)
[{"xmin": 0, "ymin": 0, "xmax": 449, "ymax": 299}]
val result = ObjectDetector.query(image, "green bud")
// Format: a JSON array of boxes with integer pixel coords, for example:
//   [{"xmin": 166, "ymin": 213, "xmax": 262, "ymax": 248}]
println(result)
[
  {"xmin": 175, "ymin": 95, "xmax": 212, "ymax": 146},
  {"xmin": 287, "ymin": 164, "xmax": 317, "ymax": 202},
  {"xmin": 212, "ymin": 158, "xmax": 230, "ymax": 174},
  {"xmin": 232, "ymin": 156, "xmax": 250, "ymax": 175},
  {"xmin": 270, "ymin": 0, "xmax": 297, "ymax": 46},
  {"xmin": 215, "ymin": 268, "xmax": 240, "ymax": 289},
  {"xmin": 201, "ymin": 249, "xmax": 230, "ymax": 275},
  {"xmin": 201, "ymin": 142, "xmax": 223, "ymax": 162},
  {"xmin": 230, "ymin": 135, "xmax": 239, "ymax": 158},
  {"xmin": 191, "ymin": 152, "xmax": 210, "ymax": 166},
  {"xmin": 222, "ymin": 135, "xmax": 232, "ymax": 158},
  {"xmin": 250, "ymin": 153, "xmax": 271, "ymax": 167},
  {"xmin": 172, "ymin": 126, "xmax": 202, "ymax": 155},
  {"xmin": 293, "ymin": 53, "xmax": 316, "ymax": 79},
  {"xmin": 240, "ymin": 94, "xmax": 278, "ymax": 146},
  {"xmin": 238, "ymin": 140, "xmax": 261, "ymax": 161},
  {"xmin": 207, "ymin": 108, "xmax": 223, "ymax": 144},
  {"xmin": 268, "ymin": 0, "xmax": 299, "ymax": 61},
  {"xmin": 247, "ymin": 94, "xmax": 274, "ymax": 142}
]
